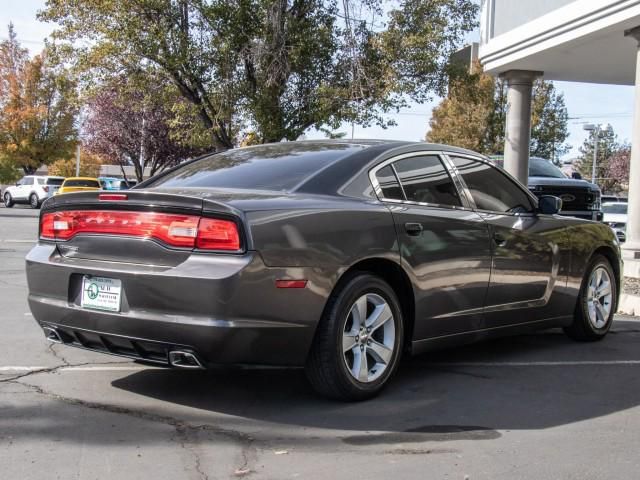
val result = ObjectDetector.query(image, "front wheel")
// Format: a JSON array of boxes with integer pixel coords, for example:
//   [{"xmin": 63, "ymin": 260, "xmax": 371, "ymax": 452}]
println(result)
[
  {"xmin": 564, "ymin": 255, "xmax": 617, "ymax": 341},
  {"xmin": 3, "ymin": 192, "xmax": 13, "ymax": 208},
  {"xmin": 305, "ymin": 272, "xmax": 404, "ymax": 401}
]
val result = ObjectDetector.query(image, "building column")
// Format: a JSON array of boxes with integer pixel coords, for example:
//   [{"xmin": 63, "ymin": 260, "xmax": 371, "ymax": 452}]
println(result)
[
  {"xmin": 623, "ymin": 27, "xmax": 640, "ymax": 271},
  {"xmin": 501, "ymin": 70, "xmax": 542, "ymax": 185}
]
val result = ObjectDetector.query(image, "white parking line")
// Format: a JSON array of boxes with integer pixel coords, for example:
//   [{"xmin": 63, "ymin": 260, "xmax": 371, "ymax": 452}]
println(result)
[
  {"xmin": 0, "ymin": 365, "xmax": 154, "ymax": 373},
  {"xmin": 426, "ymin": 360, "xmax": 640, "ymax": 367},
  {"xmin": 0, "ymin": 239, "xmax": 36, "ymax": 243},
  {"xmin": 2, "ymin": 360, "xmax": 640, "ymax": 374}
]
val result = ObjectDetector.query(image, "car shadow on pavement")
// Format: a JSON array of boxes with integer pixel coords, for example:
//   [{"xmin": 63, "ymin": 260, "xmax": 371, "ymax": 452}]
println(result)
[{"xmin": 108, "ymin": 321, "xmax": 640, "ymax": 441}]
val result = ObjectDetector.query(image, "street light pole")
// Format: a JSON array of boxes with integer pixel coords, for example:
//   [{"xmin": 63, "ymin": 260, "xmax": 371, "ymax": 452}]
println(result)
[
  {"xmin": 591, "ymin": 132, "xmax": 598, "ymax": 184},
  {"xmin": 583, "ymin": 123, "xmax": 612, "ymax": 186}
]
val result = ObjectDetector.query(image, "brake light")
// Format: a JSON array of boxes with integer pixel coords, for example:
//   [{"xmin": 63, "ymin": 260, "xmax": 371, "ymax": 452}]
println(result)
[
  {"xmin": 40, "ymin": 210, "xmax": 241, "ymax": 251},
  {"xmin": 99, "ymin": 193, "xmax": 128, "ymax": 201},
  {"xmin": 42, "ymin": 186, "xmax": 49, "ymax": 193}
]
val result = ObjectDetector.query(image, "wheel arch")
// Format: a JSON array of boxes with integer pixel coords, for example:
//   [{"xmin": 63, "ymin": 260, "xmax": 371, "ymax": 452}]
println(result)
[
  {"xmin": 329, "ymin": 257, "xmax": 416, "ymax": 351},
  {"xmin": 591, "ymin": 245, "xmax": 622, "ymax": 300}
]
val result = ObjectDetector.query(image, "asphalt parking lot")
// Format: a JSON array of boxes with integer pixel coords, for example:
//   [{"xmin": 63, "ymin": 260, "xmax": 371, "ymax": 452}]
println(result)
[{"xmin": 1, "ymin": 205, "xmax": 640, "ymax": 479}]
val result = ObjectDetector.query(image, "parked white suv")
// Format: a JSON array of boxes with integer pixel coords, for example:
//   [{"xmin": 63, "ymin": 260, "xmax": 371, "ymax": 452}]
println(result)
[{"xmin": 3, "ymin": 176, "xmax": 65, "ymax": 209}]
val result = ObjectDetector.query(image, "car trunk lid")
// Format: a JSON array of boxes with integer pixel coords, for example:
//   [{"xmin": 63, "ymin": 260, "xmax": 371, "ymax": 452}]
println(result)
[{"xmin": 40, "ymin": 190, "xmax": 246, "ymax": 266}]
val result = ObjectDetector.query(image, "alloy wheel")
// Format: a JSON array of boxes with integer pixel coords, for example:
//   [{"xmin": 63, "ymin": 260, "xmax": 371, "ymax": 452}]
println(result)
[
  {"xmin": 586, "ymin": 266, "xmax": 613, "ymax": 329},
  {"xmin": 342, "ymin": 293, "xmax": 396, "ymax": 383}
]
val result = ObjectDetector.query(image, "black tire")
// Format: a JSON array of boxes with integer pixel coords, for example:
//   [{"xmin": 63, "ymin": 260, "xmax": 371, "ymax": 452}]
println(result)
[
  {"xmin": 305, "ymin": 272, "xmax": 404, "ymax": 401},
  {"xmin": 3, "ymin": 192, "xmax": 14, "ymax": 208},
  {"xmin": 29, "ymin": 193, "xmax": 40, "ymax": 209},
  {"xmin": 564, "ymin": 254, "xmax": 617, "ymax": 341}
]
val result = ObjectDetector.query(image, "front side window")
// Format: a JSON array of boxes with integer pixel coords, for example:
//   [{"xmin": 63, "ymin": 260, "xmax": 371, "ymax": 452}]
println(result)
[
  {"xmin": 451, "ymin": 157, "xmax": 533, "ymax": 214},
  {"xmin": 393, "ymin": 155, "xmax": 462, "ymax": 207}
]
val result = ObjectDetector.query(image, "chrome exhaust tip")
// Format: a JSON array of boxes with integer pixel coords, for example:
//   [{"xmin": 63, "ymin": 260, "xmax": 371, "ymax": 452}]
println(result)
[
  {"xmin": 43, "ymin": 326, "xmax": 63, "ymax": 344},
  {"xmin": 168, "ymin": 350, "xmax": 204, "ymax": 369}
]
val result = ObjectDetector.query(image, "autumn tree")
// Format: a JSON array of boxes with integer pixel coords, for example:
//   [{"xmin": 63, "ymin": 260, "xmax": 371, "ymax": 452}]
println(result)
[
  {"xmin": 427, "ymin": 66, "xmax": 570, "ymax": 162},
  {"xmin": 84, "ymin": 72, "xmax": 208, "ymax": 182},
  {"xmin": 47, "ymin": 149, "xmax": 103, "ymax": 177},
  {"xmin": 606, "ymin": 146, "xmax": 631, "ymax": 193},
  {"xmin": 40, "ymin": 0, "xmax": 478, "ymax": 147},
  {"xmin": 0, "ymin": 24, "xmax": 78, "ymax": 175}
]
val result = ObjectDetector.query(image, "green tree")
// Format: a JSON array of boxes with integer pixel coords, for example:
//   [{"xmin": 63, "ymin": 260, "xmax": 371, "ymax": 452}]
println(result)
[
  {"xmin": 40, "ymin": 0, "xmax": 478, "ymax": 147},
  {"xmin": 576, "ymin": 128, "xmax": 620, "ymax": 192},
  {"xmin": 0, "ymin": 25, "xmax": 78, "ymax": 174},
  {"xmin": 427, "ymin": 66, "xmax": 570, "ymax": 161},
  {"xmin": 530, "ymin": 81, "xmax": 570, "ymax": 164}
]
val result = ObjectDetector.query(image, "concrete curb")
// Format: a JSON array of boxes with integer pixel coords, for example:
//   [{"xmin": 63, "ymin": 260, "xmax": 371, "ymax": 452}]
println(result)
[{"xmin": 618, "ymin": 293, "xmax": 640, "ymax": 316}]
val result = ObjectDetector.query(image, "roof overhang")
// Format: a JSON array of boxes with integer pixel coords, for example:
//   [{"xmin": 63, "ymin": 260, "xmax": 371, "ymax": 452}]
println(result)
[{"xmin": 480, "ymin": 0, "xmax": 640, "ymax": 85}]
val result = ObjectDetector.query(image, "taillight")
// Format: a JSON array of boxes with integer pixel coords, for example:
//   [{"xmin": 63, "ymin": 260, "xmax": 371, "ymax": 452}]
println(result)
[
  {"xmin": 43, "ymin": 186, "xmax": 49, "ymax": 193},
  {"xmin": 40, "ymin": 210, "xmax": 242, "ymax": 251},
  {"xmin": 196, "ymin": 218, "xmax": 241, "ymax": 251}
]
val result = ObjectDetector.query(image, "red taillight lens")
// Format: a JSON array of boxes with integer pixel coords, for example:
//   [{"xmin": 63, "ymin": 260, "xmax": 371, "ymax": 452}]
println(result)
[
  {"xmin": 42, "ymin": 186, "xmax": 49, "ymax": 193},
  {"xmin": 40, "ymin": 211, "xmax": 241, "ymax": 251},
  {"xmin": 196, "ymin": 218, "xmax": 241, "ymax": 251}
]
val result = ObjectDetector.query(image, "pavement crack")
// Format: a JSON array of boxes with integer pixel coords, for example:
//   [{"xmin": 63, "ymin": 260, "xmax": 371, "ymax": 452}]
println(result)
[
  {"xmin": 0, "ymin": 359, "xmax": 131, "ymax": 384},
  {"xmin": 10, "ymin": 377, "xmax": 258, "ymax": 478},
  {"xmin": 47, "ymin": 343, "xmax": 71, "ymax": 366}
]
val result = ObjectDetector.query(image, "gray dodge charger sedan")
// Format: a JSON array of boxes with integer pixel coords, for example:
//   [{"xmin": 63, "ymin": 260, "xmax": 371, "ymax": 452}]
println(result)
[{"xmin": 26, "ymin": 140, "xmax": 622, "ymax": 400}]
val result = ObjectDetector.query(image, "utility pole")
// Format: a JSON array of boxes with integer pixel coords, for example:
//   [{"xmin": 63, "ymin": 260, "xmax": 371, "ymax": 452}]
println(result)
[{"xmin": 75, "ymin": 144, "xmax": 81, "ymax": 177}]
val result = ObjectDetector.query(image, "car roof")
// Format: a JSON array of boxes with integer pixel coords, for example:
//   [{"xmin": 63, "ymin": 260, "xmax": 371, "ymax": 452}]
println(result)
[{"xmin": 64, "ymin": 177, "xmax": 100, "ymax": 181}]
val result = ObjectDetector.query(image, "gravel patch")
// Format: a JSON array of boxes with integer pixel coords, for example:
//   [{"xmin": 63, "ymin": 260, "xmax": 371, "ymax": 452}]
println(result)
[{"xmin": 623, "ymin": 277, "xmax": 640, "ymax": 296}]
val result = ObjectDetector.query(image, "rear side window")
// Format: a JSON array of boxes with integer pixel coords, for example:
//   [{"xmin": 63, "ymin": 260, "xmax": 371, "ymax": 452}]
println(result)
[
  {"xmin": 64, "ymin": 179, "xmax": 101, "ymax": 188},
  {"xmin": 37, "ymin": 178, "xmax": 46, "ymax": 185},
  {"xmin": 148, "ymin": 143, "xmax": 363, "ymax": 191},
  {"xmin": 393, "ymin": 155, "xmax": 462, "ymax": 207},
  {"xmin": 451, "ymin": 157, "xmax": 533, "ymax": 214},
  {"xmin": 46, "ymin": 178, "xmax": 64, "ymax": 186},
  {"xmin": 374, "ymin": 165, "xmax": 404, "ymax": 200}
]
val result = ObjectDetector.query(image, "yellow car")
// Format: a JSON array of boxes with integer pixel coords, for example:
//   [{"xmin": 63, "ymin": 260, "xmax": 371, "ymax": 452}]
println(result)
[{"xmin": 55, "ymin": 177, "xmax": 103, "ymax": 195}]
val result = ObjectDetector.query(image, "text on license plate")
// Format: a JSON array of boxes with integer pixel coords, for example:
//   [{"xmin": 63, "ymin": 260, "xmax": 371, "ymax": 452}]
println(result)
[{"xmin": 81, "ymin": 276, "xmax": 122, "ymax": 312}]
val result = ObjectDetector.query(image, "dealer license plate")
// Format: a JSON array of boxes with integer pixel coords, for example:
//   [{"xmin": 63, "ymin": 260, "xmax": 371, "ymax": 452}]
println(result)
[{"xmin": 81, "ymin": 276, "xmax": 122, "ymax": 312}]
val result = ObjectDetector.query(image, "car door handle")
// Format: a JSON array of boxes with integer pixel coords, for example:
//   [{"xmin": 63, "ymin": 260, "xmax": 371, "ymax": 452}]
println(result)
[
  {"xmin": 405, "ymin": 223, "xmax": 423, "ymax": 236},
  {"xmin": 493, "ymin": 232, "xmax": 507, "ymax": 247}
]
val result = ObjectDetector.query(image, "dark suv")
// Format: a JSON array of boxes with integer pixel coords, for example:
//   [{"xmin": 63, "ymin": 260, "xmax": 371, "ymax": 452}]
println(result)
[{"xmin": 491, "ymin": 156, "xmax": 602, "ymax": 221}]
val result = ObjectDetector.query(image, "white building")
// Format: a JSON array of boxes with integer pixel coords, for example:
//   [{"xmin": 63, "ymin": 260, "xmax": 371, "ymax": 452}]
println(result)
[{"xmin": 479, "ymin": 0, "xmax": 640, "ymax": 274}]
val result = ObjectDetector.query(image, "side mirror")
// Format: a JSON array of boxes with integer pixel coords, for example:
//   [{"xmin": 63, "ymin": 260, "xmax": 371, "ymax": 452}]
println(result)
[
  {"xmin": 538, "ymin": 195, "xmax": 562, "ymax": 215},
  {"xmin": 571, "ymin": 172, "xmax": 582, "ymax": 180}
]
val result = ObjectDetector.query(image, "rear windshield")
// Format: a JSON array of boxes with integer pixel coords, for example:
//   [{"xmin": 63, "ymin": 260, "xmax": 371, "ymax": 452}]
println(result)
[
  {"xmin": 46, "ymin": 178, "xmax": 64, "ymax": 186},
  {"xmin": 602, "ymin": 203, "xmax": 628, "ymax": 214},
  {"xmin": 64, "ymin": 179, "xmax": 101, "ymax": 188},
  {"xmin": 148, "ymin": 143, "xmax": 362, "ymax": 191}
]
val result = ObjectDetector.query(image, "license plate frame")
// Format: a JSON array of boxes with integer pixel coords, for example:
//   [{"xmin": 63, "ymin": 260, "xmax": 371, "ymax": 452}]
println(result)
[{"xmin": 81, "ymin": 276, "xmax": 122, "ymax": 312}]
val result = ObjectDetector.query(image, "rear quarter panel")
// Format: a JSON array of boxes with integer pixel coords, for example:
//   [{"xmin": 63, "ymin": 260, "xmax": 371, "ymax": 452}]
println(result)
[{"xmin": 236, "ymin": 195, "xmax": 400, "ymax": 285}]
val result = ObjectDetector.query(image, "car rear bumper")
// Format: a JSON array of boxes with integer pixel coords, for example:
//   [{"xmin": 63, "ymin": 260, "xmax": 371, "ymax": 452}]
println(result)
[{"xmin": 26, "ymin": 243, "xmax": 328, "ymax": 367}]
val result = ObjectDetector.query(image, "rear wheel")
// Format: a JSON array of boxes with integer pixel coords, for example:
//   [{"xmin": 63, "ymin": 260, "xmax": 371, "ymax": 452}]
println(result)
[
  {"xmin": 305, "ymin": 272, "xmax": 404, "ymax": 401},
  {"xmin": 564, "ymin": 255, "xmax": 616, "ymax": 341},
  {"xmin": 29, "ymin": 193, "xmax": 40, "ymax": 209},
  {"xmin": 3, "ymin": 192, "xmax": 13, "ymax": 208}
]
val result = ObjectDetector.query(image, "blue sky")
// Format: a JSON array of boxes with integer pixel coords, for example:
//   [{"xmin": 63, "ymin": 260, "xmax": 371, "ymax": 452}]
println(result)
[{"xmin": 1, "ymin": 0, "xmax": 634, "ymax": 160}]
